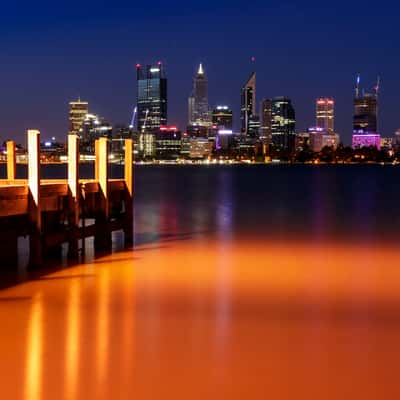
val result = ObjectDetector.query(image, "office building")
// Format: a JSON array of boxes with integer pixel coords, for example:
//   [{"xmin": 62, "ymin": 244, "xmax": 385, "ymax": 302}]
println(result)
[
  {"xmin": 69, "ymin": 99, "xmax": 88, "ymax": 136},
  {"xmin": 295, "ymin": 132, "xmax": 311, "ymax": 152},
  {"xmin": 216, "ymin": 129, "xmax": 235, "ymax": 151},
  {"xmin": 138, "ymin": 133, "xmax": 156, "ymax": 158},
  {"xmin": 316, "ymin": 98, "xmax": 334, "ymax": 133},
  {"xmin": 155, "ymin": 126, "xmax": 182, "ymax": 159},
  {"xmin": 393, "ymin": 130, "xmax": 400, "ymax": 151},
  {"xmin": 80, "ymin": 113, "xmax": 112, "ymax": 154},
  {"xmin": 189, "ymin": 137, "xmax": 213, "ymax": 159},
  {"xmin": 241, "ymin": 72, "xmax": 256, "ymax": 136},
  {"xmin": 260, "ymin": 99, "xmax": 272, "ymax": 142},
  {"xmin": 380, "ymin": 137, "xmax": 393, "ymax": 150},
  {"xmin": 352, "ymin": 75, "xmax": 380, "ymax": 148},
  {"xmin": 309, "ymin": 127, "xmax": 340, "ymax": 152},
  {"xmin": 212, "ymin": 106, "xmax": 233, "ymax": 130},
  {"xmin": 353, "ymin": 94, "xmax": 378, "ymax": 134},
  {"xmin": 271, "ymin": 97, "xmax": 296, "ymax": 152},
  {"xmin": 188, "ymin": 64, "xmax": 210, "ymax": 126},
  {"xmin": 137, "ymin": 63, "xmax": 167, "ymax": 132}
]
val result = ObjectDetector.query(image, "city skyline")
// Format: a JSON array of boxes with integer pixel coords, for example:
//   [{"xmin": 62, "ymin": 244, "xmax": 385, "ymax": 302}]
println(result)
[{"xmin": 0, "ymin": 0, "xmax": 399, "ymax": 144}]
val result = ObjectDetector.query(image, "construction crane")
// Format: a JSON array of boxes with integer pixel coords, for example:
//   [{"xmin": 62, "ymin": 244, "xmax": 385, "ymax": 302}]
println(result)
[
  {"xmin": 129, "ymin": 107, "xmax": 137, "ymax": 129},
  {"xmin": 374, "ymin": 76, "xmax": 381, "ymax": 98},
  {"xmin": 355, "ymin": 73, "xmax": 361, "ymax": 99}
]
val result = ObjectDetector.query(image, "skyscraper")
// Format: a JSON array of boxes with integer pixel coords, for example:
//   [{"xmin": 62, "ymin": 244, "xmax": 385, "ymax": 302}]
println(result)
[
  {"xmin": 241, "ymin": 72, "xmax": 256, "ymax": 136},
  {"xmin": 316, "ymin": 98, "xmax": 334, "ymax": 133},
  {"xmin": 69, "ymin": 99, "xmax": 88, "ymax": 136},
  {"xmin": 352, "ymin": 75, "xmax": 380, "ymax": 149},
  {"xmin": 271, "ymin": 97, "xmax": 296, "ymax": 152},
  {"xmin": 137, "ymin": 63, "xmax": 167, "ymax": 132},
  {"xmin": 353, "ymin": 94, "xmax": 378, "ymax": 134},
  {"xmin": 188, "ymin": 64, "xmax": 210, "ymax": 126},
  {"xmin": 260, "ymin": 99, "xmax": 272, "ymax": 142},
  {"xmin": 80, "ymin": 113, "xmax": 112, "ymax": 153}
]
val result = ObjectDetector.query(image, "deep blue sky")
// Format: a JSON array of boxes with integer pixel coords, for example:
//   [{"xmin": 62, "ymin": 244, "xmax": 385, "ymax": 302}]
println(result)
[{"xmin": 1, "ymin": 0, "xmax": 399, "ymax": 145}]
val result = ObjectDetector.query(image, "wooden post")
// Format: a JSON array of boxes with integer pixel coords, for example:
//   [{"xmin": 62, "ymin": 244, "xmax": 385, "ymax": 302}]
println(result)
[
  {"xmin": 94, "ymin": 137, "xmax": 111, "ymax": 251},
  {"xmin": 6, "ymin": 141, "xmax": 16, "ymax": 182},
  {"xmin": 94, "ymin": 139, "xmax": 99, "ymax": 181},
  {"xmin": 28, "ymin": 129, "xmax": 42, "ymax": 268},
  {"xmin": 123, "ymin": 139, "xmax": 134, "ymax": 247},
  {"xmin": 97, "ymin": 137, "xmax": 109, "ymax": 217},
  {"xmin": 68, "ymin": 134, "xmax": 80, "ymax": 258}
]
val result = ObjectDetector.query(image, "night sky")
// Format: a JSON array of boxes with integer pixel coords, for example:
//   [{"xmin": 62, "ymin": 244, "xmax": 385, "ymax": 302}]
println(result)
[{"xmin": 1, "ymin": 0, "xmax": 399, "ymax": 145}]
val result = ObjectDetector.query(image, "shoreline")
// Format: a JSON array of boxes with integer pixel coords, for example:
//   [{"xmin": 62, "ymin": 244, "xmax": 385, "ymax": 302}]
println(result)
[{"xmin": 0, "ymin": 160, "xmax": 399, "ymax": 167}]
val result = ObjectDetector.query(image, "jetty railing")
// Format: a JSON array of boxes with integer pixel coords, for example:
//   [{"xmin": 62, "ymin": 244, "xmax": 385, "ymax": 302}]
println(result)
[{"xmin": 0, "ymin": 130, "xmax": 134, "ymax": 268}]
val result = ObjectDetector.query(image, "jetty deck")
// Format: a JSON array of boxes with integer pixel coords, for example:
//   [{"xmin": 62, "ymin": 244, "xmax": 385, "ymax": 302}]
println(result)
[{"xmin": 0, "ymin": 130, "xmax": 133, "ymax": 267}]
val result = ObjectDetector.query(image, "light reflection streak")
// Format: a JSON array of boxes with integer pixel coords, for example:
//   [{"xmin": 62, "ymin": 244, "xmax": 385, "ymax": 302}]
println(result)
[
  {"xmin": 96, "ymin": 267, "xmax": 110, "ymax": 397},
  {"xmin": 65, "ymin": 279, "xmax": 81, "ymax": 400},
  {"xmin": 121, "ymin": 270, "xmax": 135, "ymax": 387},
  {"xmin": 25, "ymin": 295, "xmax": 43, "ymax": 400},
  {"xmin": 215, "ymin": 170, "xmax": 234, "ymax": 353}
]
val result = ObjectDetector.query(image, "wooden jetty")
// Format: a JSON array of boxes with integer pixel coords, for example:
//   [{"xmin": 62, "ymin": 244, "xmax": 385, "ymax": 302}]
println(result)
[{"xmin": 0, "ymin": 130, "xmax": 134, "ymax": 268}]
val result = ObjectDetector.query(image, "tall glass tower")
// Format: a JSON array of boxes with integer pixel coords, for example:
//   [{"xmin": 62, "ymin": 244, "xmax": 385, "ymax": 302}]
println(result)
[
  {"xmin": 353, "ymin": 94, "xmax": 378, "ymax": 134},
  {"xmin": 271, "ymin": 97, "xmax": 296, "ymax": 152},
  {"xmin": 240, "ymin": 72, "xmax": 256, "ymax": 135},
  {"xmin": 188, "ymin": 64, "xmax": 210, "ymax": 126},
  {"xmin": 136, "ymin": 63, "xmax": 167, "ymax": 132}
]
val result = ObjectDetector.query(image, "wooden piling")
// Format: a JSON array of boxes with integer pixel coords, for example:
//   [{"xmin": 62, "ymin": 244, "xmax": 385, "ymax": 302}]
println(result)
[
  {"xmin": 94, "ymin": 139, "xmax": 99, "ymax": 182},
  {"xmin": 6, "ymin": 141, "xmax": 16, "ymax": 182},
  {"xmin": 27, "ymin": 129, "xmax": 42, "ymax": 268},
  {"xmin": 123, "ymin": 139, "xmax": 134, "ymax": 247},
  {"xmin": 68, "ymin": 134, "xmax": 80, "ymax": 258},
  {"xmin": 94, "ymin": 137, "xmax": 111, "ymax": 251}
]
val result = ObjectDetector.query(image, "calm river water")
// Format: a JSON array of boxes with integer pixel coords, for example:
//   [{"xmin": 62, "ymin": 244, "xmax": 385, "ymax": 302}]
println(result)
[{"xmin": 1, "ymin": 165, "xmax": 400, "ymax": 399}]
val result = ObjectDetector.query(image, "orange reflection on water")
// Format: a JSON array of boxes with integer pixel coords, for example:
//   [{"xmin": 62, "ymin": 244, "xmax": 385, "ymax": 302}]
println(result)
[
  {"xmin": 64, "ymin": 279, "xmax": 80, "ymax": 400},
  {"xmin": 0, "ymin": 235, "xmax": 400, "ymax": 399},
  {"xmin": 95, "ymin": 265, "xmax": 110, "ymax": 398},
  {"xmin": 25, "ymin": 295, "xmax": 43, "ymax": 400}
]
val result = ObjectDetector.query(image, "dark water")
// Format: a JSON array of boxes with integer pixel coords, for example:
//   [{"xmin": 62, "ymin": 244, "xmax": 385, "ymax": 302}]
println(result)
[{"xmin": 133, "ymin": 164, "xmax": 400, "ymax": 244}]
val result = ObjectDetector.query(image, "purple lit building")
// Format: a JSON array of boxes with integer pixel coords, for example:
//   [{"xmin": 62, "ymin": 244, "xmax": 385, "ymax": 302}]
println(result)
[{"xmin": 352, "ymin": 134, "xmax": 381, "ymax": 150}]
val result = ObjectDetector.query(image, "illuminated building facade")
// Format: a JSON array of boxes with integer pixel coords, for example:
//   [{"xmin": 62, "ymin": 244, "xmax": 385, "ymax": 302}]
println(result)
[
  {"xmin": 309, "ymin": 127, "xmax": 340, "ymax": 152},
  {"xmin": 248, "ymin": 116, "xmax": 260, "ymax": 137},
  {"xmin": 188, "ymin": 64, "xmax": 210, "ymax": 126},
  {"xmin": 69, "ymin": 99, "xmax": 88, "ymax": 136},
  {"xmin": 80, "ymin": 113, "xmax": 112, "ymax": 154},
  {"xmin": 138, "ymin": 133, "xmax": 156, "ymax": 158},
  {"xmin": 260, "ymin": 99, "xmax": 272, "ymax": 142},
  {"xmin": 393, "ymin": 130, "xmax": 400, "ymax": 151},
  {"xmin": 190, "ymin": 137, "xmax": 213, "ymax": 159},
  {"xmin": 352, "ymin": 134, "xmax": 381, "ymax": 150},
  {"xmin": 241, "ymin": 72, "xmax": 256, "ymax": 136},
  {"xmin": 155, "ymin": 126, "xmax": 182, "ymax": 159},
  {"xmin": 353, "ymin": 94, "xmax": 378, "ymax": 134},
  {"xmin": 295, "ymin": 132, "xmax": 310, "ymax": 152},
  {"xmin": 316, "ymin": 98, "xmax": 334, "ymax": 133},
  {"xmin": 186, "ymin": 123, "xmax": 208, "ymax": 138},
  {"xmin": 216, "ymin": 130, "xmax": 234, "ymax": 151},
  {"xmin": 352, "ymin": 76, "xmax": 380, "ymax": 148},
  {"xmin": 380, "ymin": 137, "xmax": 393, "ymax": 150},
  {"xmin": 137, "ymin": 63, "xmax": 167, "ymax": 132},
  {"xmin": 212, "ymin": 106, "xmax": 233, "ymax": 130},
  {"xmin": 271, "ymin": 97, "xmax": 296, "ymax": 152}
]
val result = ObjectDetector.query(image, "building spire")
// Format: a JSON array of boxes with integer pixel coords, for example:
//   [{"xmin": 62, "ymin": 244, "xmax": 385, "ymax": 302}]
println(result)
[{"xmin": 198, "ymin": 63, "xmax": 204, "ymax": 75}]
